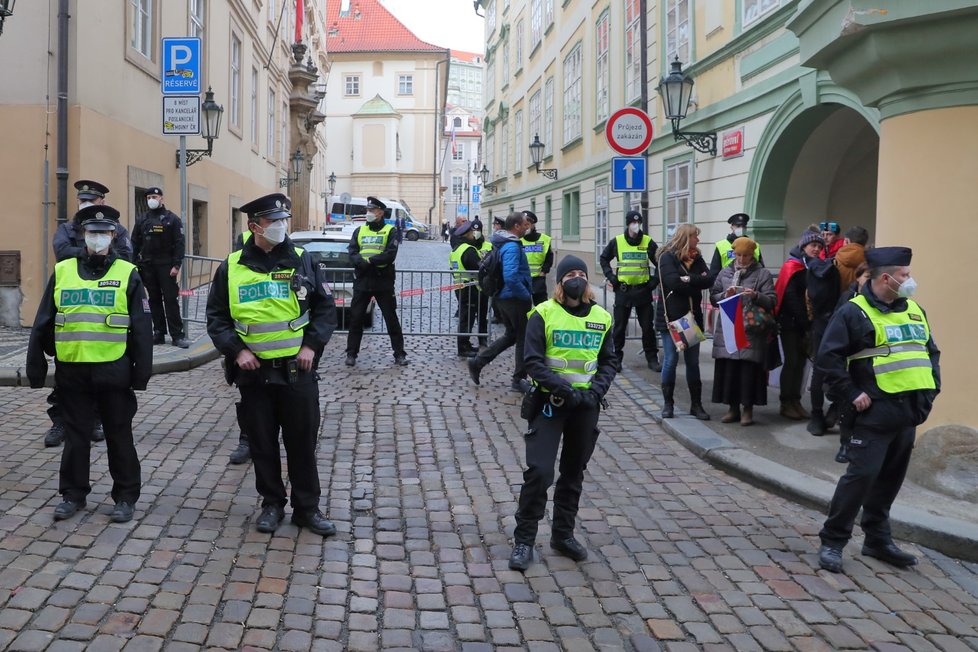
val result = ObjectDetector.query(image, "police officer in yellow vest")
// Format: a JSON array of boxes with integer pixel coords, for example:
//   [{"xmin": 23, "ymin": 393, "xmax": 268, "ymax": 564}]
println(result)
[
  {"xmin": 710, "ymin": 213, "xmax": 763, "ymax": 281},
  {"xmin": 206, "ymin": 193, "xmax": 339, "ymax": 537},
  {"xmin": 345, "ymin": 196, "xmax": 407, "ymax": 367},
  {"xmin": 27, "ymin": 206, "xmax": 153, "ymax": 523},
  {"xmin": 449, "ymin": 221, "xmax": 490, "ymax": 356},
  {"xmin": 520, "ymin": 210, "xmax": 553, "ymax": 306},
  {"xmin": 599, "ymin": 211, "xmax": 661, "ymax": 372},
  {"xmin": 814, "ymin": 246, "xmax": 940, "ymax": 574},
  {"xmin": 508, "ymin": 256, "xmax": 617, "ymax": 571}
]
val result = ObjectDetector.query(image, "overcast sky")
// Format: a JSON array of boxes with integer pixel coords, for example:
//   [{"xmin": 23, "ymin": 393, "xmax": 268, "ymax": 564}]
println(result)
[{"xmin": 378, "ymin": 0, "xmax": 486, "ymax": 54}]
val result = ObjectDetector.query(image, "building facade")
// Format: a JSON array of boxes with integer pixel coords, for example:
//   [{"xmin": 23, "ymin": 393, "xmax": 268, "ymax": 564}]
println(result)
[
  {"xmin": 447, "ymin": 50, "xmax": 486, "ymax": 119},
  {"xmin": 442, "ymin": 105, "xmax": 483, "ymax": 222},
  {"xmin": 0, "ymin": 0, "xmax": 331, "ymax": 325},
  {"xmin": 322, "ymin": 0, "xmax": 449, "ymax": 227}
]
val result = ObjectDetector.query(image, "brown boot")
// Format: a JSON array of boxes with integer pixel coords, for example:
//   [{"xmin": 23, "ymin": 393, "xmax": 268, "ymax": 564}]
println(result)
[
  {"xmin": 780, "ymin": 401, "xmax": 805, "ymax": 420},
  {"xmin": 740, "ymin": 406, "xmax": 754, "ymax": 426},
  {"xmin": 721, "ymin": 405, "xmax": 740, "ymax": 423},
  {"xmin": 793, "ymin": 399, "xmax": 811, "ymax": 420}
]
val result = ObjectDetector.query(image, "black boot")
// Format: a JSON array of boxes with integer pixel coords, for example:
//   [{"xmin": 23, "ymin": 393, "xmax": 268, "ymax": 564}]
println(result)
[
  {"xmin": 807, "ymin": 409, "xmax": 826, "ymax": 436},
  {"xmin": 689, "ymin": 381, "xmax": 710, "ymax": 420},
  {"xmin": 660, "ymin": 383, "xmax": 675, "ymax": 419}
]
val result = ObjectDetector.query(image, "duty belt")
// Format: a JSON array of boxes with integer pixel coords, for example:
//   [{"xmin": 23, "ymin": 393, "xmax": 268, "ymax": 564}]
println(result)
[{"xmin": 233, "ymin": 311, "xmax": 310, "ymax": 335}]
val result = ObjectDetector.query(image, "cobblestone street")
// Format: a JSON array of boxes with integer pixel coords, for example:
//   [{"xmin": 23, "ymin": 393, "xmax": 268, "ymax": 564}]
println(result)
[{"xmin": 0, "ymin": 326, "xmax": 977, "ymax": 651}]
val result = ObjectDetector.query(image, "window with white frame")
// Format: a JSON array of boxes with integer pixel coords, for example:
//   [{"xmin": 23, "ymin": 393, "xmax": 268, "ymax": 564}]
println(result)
[
  {"xmin": 485, "ymin": 133, "xmax": 495, "ymax": 180},
  {"xmin": 529, "ymin": 89, "xmax": 542, "ymax": 152},
  {"xmin": 452, "ymin": 142, "xmax": 464, "ymax": 161},
  {"xmin": 267, "ymin": 89, "xmax": 276, "ymax": 157},
  {"xmin": 625, "ymin": 0, "xmax": 641, "ymax": 103},
  {"xmin": 345, "ymin": 74, "xmax": 360, "ymax": 96},
  {"xmin": 486, "ymin": 57, "xmax": 495, "ymax": 95},
  {"xmin": 250, "ymin": 67, "xmax": 258, "ymax": 144},
  {"xmin": 190, "ymin": 0, "xmax": 205, "ymax": 39},
  {"xmin": 595, "ymin": 11, "xmax": 610, "ymax": 123},
  {"xmin": 398, "ymin": 75, "xmax": 413, "ymax": 95},
  {"xmin": 665, "ymin": 159, "xmax": 692, "ymax": 238},
  {"xmin": 515, "ymin": 20, "xmax": 524, "ymax": 70},
  {"xmin": 545, "ymin": 0, "xmax": 554, "ymax": 27},
  {"xmin": 666, "ymin": 0, "xmax": 691, "ymax": 64},
  {"xmin": 501, "ymin": 118, "xmax": 509, "ymax": 176},
  {"xmin": 514, "ymin": 110, "xmax": 523, "ymax": 170},
  {"xmin": 486, "ymin": 0, "xmax": 496, "ymax": 35},
  {"xmin": 595, "ymin": 181, "xmax": 610, "ymax": 259},
  {"xmin": 502, "ymin": 38, "xmax": 510, "ymax": 85},
  {"xmin": 743, "ymin": 0, "xmax": 781, "ymax": 28},
  {"xmin": 562, "ymin": 44, "xmax": 582, "ymax": 144},
  {"xmin": 280, "ymin": 100, "xmax": 288, "ymax": 165},
  {"xmin": 452, "ymin": 176, "xmax": 464, "ymax": 199},
  {"xmin": 130, "ymin": 0, "xmax": 153, "ymax": 59},
  {"xmin": 543, "ymin": 77, "xmax": 554, "ymax": 157},
  {"xmin": 530, "ymin": 0, "xmax": 542, "ymax": 46},
  {"xmin": 230, "ymin": 34, "xmax": 241, "ymax": 129}
]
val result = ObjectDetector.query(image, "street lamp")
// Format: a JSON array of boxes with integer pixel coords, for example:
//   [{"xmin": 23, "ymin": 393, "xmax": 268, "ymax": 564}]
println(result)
[
  {"xmin": 280, "ymin": 148, "xmax": 304, "ymax": 188},
  {"xmin": 478, "ymin": 164, "xmax": 491, "ymax": 189},
  {"xmin": 0, "ymin": 0, "xmax": 16, "ymax": 36},
  {"xmin": 176, "ymin": 87, "xmax": 224, "ymax": 167},
  {"xmin": 656, "ymin": 58, "xmax": 717, "ymax": 156},
  {"xmin": 327, "ymin": 171, "xmax": 336, "ymax": 196},
  {"xmin": 529, "ymin": 134, "xmax": 558, "ymax": 180}
]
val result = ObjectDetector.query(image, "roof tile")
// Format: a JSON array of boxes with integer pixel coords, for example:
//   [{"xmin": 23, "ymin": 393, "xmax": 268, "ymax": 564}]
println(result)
[{"xmin": 326, "ymin": 0, "xmax": 445, "ymax": 53}]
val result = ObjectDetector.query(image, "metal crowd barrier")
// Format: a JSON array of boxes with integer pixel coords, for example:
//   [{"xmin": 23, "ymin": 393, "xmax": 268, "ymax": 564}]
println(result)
[{"xmin": 179, "ymin": 255, "xmax": 223, "ymax": 323}]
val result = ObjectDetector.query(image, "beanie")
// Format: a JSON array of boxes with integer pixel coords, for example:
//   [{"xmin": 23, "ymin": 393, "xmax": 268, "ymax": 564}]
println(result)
[
  {"xmin": 555, "ymin": 255, "xmax": 588, "ymax": 281},
  {"xmin": 625, "ymin": 210, "xmax": 643, "ymax": 224},
  {"xmin": 732, "ymin": 237, "xmax": 757, "ymax": 256},
  {"xmin": 798, "ymin": 230, "xmax": 826, "ymax": 249}
]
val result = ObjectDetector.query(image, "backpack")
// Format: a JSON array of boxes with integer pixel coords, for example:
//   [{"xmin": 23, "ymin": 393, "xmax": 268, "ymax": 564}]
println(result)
[{"xmin": 477, "ymin": 243, "xmax": 505, "ymax": 296}]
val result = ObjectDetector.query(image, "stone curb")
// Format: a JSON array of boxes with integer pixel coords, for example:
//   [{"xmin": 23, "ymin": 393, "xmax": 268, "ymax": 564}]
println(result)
[{"xmin": 618, "ymin": 366, "xmax": 978, "ymax": 563}]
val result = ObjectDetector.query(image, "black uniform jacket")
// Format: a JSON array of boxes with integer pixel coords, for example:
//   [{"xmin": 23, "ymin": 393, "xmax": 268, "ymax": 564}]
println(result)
[
  {"xmin": 524, "ymin": 301, "xmax": 617, "ymax": 399},
  {"xmin": 599, "ymin": 231, "xmax": 659, "ymax": 294},
  {"xmin": 815, "ymin": 283, "xmax": 941, "ymax": 429},
  {"xmin": 456, "ymin": 241, "xmax": 483, "ymax": 273},
  {"xmin": 206, "ymin": 237, "xmax": 338, "ymax": 385},
  {"xmin": 709, "ymin": 232, "xmax": 765, "ymax": 282},
  {"xmin": 53, "ymin": 218, "xmax": 133, "ymax": 263},
  {"xmin": 348, "ymin": 222, "xmax": 399, "ymax": 290},
  {"xmin": 132, "ymin": 208, "xmax": 185, "ymax": 269},
  {"xmin": 27, "ymin": 252, "xmax": 154, "ymax": 390}
]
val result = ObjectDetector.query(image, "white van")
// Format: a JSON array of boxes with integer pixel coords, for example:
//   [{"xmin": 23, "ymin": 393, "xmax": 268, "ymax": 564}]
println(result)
[{"xmin": 327, "ymin": 195, "xmax": 429, "ymax": 240}]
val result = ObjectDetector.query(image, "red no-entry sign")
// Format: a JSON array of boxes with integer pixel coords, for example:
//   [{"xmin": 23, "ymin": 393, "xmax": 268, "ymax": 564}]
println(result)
[{"xmin": 606, "ymin": 108, "xmax": 654, "ymax": 156}]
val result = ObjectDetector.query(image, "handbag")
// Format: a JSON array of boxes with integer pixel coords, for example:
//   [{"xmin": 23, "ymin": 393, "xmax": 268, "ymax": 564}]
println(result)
[
  {"xmin": 665, "ymin": 293, "xmax": 706, "ymax": 352},
  {"xmin": 742, "ymin": 295, "xmax": 776, "ymax": 337}
]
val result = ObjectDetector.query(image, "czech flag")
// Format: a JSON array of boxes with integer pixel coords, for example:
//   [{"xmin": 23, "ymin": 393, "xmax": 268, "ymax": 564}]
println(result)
[{"xmin": 718, "ymin": 293, "xmax": 749, "ymax": 354}]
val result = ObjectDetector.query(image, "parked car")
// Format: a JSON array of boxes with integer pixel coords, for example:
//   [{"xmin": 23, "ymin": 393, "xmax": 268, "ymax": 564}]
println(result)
[
  {"xmin": 328, "ymin": 195, "xmax": 429, "ymax": 240},
  {"xmin": 290, "ymin": 227, "xmax": 373, "ymax": 328}
]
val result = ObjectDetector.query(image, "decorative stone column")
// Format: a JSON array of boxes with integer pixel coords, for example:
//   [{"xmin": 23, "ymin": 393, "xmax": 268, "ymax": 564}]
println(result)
[{"xmin": 288, "ymin": 42, "xmax": 326, "ymax": 231}]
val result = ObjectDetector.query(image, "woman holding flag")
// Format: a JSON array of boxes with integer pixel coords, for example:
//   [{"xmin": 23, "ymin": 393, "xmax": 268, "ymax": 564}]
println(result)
[{"xmin": 710, "ymin": 237, "xmax": 776, "ymax": 426}]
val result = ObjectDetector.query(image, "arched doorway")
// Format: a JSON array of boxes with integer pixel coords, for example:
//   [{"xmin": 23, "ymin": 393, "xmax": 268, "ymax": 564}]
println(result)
[{"xmin": 746, "ymin": 85, "xmax": 880, "ymax": 262}]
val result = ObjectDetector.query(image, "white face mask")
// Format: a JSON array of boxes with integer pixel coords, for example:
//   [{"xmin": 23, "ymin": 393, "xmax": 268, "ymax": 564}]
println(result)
[
  {"xmin": 366, "ymin": 211, "xmax": 383, "ymax": 223},
  {"xmin": 628, "ymin": 223, "xmax": 641, "ymax": 236},
  {"xmin": 147, "ymin": 198, "xmax": 161, "ymax": 210},
  {"xmin": 85, "ymin": 233, "xmax": 113, "ymax": 253},
  {"xmin": 895, "ymin": 276, "xmax": 917, "ymax": 298},
  {"xmin": 260, "ymin": 220, "xmax": 288, "ymax": 245},
  {"xmin": 78, "ymin": 201, "xmax": 95, "ymax": 210},
  {"xmin": 733, "ymin": 227, "xmax": 744, "ymax": 237}
]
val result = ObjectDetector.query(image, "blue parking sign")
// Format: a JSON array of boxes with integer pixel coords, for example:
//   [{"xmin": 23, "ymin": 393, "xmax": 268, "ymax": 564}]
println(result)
[
  {"xmin": 611, "ymin": 157, "xmax": 647, "ymax": 192},
  {"xmin": 162, "ymin": 38, "xmax": 201, "ymax": 95}
]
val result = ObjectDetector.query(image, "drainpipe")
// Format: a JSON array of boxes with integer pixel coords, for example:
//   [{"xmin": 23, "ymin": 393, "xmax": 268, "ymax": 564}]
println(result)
[
  {"xmin": 56, "ymin": 0, "xmax": 69, "ymax": 223},
  {"xmin": 639, "ymin": 0, "xmax": 650, "ymax": 232},
  {"xmin": 430, "ymin": 52, "xmax": 450, "ymax": 227}
]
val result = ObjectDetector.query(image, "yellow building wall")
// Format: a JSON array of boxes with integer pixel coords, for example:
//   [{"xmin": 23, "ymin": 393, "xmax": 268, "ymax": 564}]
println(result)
[{"xmin": 876, "ymin": 106, "xmax": 978, "ymax": 429}]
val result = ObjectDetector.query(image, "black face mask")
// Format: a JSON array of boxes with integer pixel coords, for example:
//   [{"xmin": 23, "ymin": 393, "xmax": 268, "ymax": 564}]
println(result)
[{"xmin": 562, "ymin": 277, "xmax": 587, "ymax": 300}]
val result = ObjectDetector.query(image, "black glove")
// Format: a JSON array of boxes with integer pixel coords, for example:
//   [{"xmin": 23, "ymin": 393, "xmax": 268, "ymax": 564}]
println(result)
[
  {"xmin": 562, "ymin": 390, "xmax": 583, "ymax": 409},
  {"xmin": 580, "ymin": 390, "xmax": 601, "ymax": 409}
]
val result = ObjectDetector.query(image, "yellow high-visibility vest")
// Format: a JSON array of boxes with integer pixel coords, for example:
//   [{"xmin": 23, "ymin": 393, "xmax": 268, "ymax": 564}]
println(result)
[
  {"xmin": 847, "ymin": 294, "xmax": 936, "ymax": 393},
  {"xmin": 530, "ymin": 299, "xmax": 612, "ymax": 389},
  {"xmin": 53, "ymin": 258, "xmax": 134, "ymax": 362}
]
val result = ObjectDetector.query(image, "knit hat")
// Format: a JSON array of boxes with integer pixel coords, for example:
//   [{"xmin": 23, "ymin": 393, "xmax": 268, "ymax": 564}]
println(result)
[
  {"xmin": 732, "ymin": 237, "xmax": 757, "ymax": 255},
  {"xmin": 798, "ymin": 230, "xmax": 826, "ymax": 249},
  {"xmin": 555, "ymin": 255, "xmax": 588, "ymax": 281},
  {"xmin": 625, "ymin": 210, "xmax": 643, "ymax": 224}
]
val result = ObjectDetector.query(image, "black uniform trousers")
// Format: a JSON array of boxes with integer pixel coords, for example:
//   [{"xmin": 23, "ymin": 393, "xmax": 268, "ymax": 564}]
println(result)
[
  {"xmin": 530, "ymin": 276, "xmax": 548, "ymax": 307},
  {"xmin": 612, "ymin": 284, "xmax": 658, "ymax": 364},
  {"xmin": 346, "ymin": 287, "xmax": 405, "ymax": 357},
  {"xmin": 57, "ymin": 375, "xmax": 140, "ymax": 504},
  {"xmin": 456, "ymin": 286, "xmax": 489, "ymax": 353},
  {"xmin": 140, "ymin": 264, "xmax": 184, "ymax": 338},
  {"xmin": 473, "ymin": 297, "xmax": 530, "ymax": 383},
  {"xmin": 238, "ymin": 377, "xmax": 321, "ymax": 512},
  {"xmin": 819, "ymin": 424, "xmax": 915, "ymax": 548},
  {"xmin": 514, "ymin": 401, "xmax": 600, "ymax": 544}
]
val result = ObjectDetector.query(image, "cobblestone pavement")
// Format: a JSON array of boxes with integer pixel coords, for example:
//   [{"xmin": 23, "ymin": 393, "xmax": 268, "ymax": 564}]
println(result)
[{"xmin": 1, "ymin": 332, "xmax": 977, "ymax": 652}]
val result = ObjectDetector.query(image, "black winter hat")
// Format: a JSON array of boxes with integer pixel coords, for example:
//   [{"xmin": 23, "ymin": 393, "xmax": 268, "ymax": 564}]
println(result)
[
  {"xmin": 556, "ymin": 255, "xmax": 588, "ymax": 281},
  {"xmin": 625, "ymin": 210, "xmax": 643, "ymax": 224}
]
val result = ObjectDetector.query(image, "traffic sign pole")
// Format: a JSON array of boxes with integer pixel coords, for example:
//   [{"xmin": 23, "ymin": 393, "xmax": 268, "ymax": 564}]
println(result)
[{"xmin": 179, "ymin": 135, "xmax": 188, "ymax": 320}]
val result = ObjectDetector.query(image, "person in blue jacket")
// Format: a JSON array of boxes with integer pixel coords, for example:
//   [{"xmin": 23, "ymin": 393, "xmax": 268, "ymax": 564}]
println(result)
[{"xmin": 467, "ymin": 212, "xmax": 532, "ymax": 392}]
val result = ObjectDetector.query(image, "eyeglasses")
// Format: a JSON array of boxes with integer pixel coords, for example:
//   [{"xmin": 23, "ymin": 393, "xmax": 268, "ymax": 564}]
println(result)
[{"xmin": 819, "ymin": 221, "xmax": 839, "ymax": 233}]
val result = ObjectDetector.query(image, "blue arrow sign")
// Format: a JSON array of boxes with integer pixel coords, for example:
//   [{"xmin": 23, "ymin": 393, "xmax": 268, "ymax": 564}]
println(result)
[
  {"xmin": 162, "ymin": 38, "xmax": 202, "ymax": 95},
  {"xmin": 611, "ymin": 157, "xmax": 647, "ymax": 192}
]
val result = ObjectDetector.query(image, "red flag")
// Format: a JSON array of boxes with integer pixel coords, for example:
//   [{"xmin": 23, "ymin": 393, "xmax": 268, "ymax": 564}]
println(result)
[
  {"xmin": 451, "ymin": 125, "xmax": 457, "ymax": 156},
  {"xmin": 295, "ymin": 0, "xmax": 303, "ymax": 43}
]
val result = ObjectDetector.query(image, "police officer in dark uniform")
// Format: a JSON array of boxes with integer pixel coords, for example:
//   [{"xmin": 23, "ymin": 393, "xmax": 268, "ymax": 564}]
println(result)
[
  {"xmin": 449, "ymin": 221, "xmax": 489, "ymax": 357},
  {"xmin": 520, "ymin": 211, "xmax": 554, "ymax": 306},
  {"xmin": 27, "ymin": 206, "xmax": 153, "ymax": 523},
  {"xmin": 206, "ymin": 193, "xmax": 339, "ymax": 536},
  {"xmin": 710, "ymin": 213, "xmax": 763, "ymax": 281},
  {"xmin": 815, "ymin": 246, "xmax": 940, "ymax": 574},
  {"xmin": 345, "ymin": 196, "xmax": 407, "ymax": 367},
  {"xmin": 132, "ymin": 187, "xmax": 190, "ymax": 348},
  {"xmin": 508, "ymin": 255, "xmax": 617, "ymax": 571},
  {"xmin": 44, "ymin": 180, "xmax": 131, "ymax": 447},
  {"xmin": 599, "ymin": 211, "xmax": 661, "ymax": 372}
]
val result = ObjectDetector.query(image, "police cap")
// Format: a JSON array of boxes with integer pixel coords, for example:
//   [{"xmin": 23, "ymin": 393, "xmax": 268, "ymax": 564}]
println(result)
[
  {"xmin": 366, "ymin": 196, "xmax": 387, "ymax": 210},
  {"xmin": 78, "ymin": 205, "xmax": 120, "ymax": 231},
  {"xmin": 144, "ymin": 187, "xmax": 164, "ymax": 197},
  {"xmin": 625, "ymin": 210, "xmax": 643, "ymax": 224},
  {"xmin": 455, "ymin": 221, "xmax": 474, "ymax": 237},
  {"xmin": 522, "ymin": 210, "xmax": 538, "ymax": 224},
  {"xmin": 493, "ymin": 216, "xmax": 505, "ymax": 227},
  {"xmin": 240, "ymin": 193, "xmax": 292, "ymax": 220},
  {"xmin": 865, "ymin": 246, "xmax": 912, "ymax": 269},
  {"xmin": 728, "ymin": 213, "xmax": 749, "ymax": 226},
  {"xmin": 74, "ymin": 179, "xmax": 109, "ymax": 200}
]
